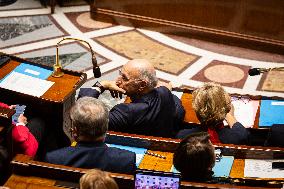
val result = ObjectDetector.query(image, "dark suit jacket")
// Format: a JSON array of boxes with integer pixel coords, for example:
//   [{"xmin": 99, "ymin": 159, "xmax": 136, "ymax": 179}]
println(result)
[
  {"xmin": 44, "ymin": 141, "xmax": 136, "ymax": 174},
  {"xmin": 78, "ymin": 86, "xmax": 185, "ymax": 138},
  {"xmin": 265, "ymin": 124, "xmax": 284, "ymax": 147},
  {"xmin": 176, "ymin": 122, "xmax": 249, "ymax": 145}
]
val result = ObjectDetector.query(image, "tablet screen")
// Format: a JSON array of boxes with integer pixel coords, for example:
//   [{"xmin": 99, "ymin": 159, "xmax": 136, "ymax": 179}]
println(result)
[{"xmin": 135, "ymin": 169, "xmax": 180, "ymax": 189}]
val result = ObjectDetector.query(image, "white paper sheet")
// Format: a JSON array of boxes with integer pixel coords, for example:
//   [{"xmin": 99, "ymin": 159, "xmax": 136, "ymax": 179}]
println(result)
[
  {"xmin": 172, "ymin": 91, "xmax": 183, "ymax": 99},
  {"xmin": 224, "ymin": 98, "xmax": 259, "ymax": 128},
  {"xmin": 0, "ymin": 71, "xmax": 54, "ymax": 97},
  {"xmin": 244, "ymin": 159, "xmax": 284, "ymax": 178}
]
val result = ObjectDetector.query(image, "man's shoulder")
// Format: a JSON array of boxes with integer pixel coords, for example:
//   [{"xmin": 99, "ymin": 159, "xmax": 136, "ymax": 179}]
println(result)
[
  {"xmin": 107, "ymin": 146, "xmax": 136, "ymax": 156},
  {"xmin": 45, "ymin": 147, "xmax": 73, "ymax": 159},
  {"xmin": 155, "ymin": 86, "xmax": 171, "ymax": 93}
]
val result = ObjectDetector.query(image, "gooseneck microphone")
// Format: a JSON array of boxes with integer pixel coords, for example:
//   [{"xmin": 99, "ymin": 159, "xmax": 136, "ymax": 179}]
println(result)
[
  {"xmin": 52, "ymin": 37, "xmax": 101, "ymax": 78},
  {"xmin": 248, "ymin": 67, "xmax": 284, "ymax": 76},
  {"xmin": 92, "ymin": 54, "xmax": 101, "ymax": 78}
]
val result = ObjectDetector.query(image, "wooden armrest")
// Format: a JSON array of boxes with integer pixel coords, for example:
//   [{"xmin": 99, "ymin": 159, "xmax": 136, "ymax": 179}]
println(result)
[{"xmin": 0, "ymin": 106, "xmax": 14, "ymax": 120}]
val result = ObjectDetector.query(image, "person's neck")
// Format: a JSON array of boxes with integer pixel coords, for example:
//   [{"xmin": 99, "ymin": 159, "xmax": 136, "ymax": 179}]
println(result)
[
  {"xmin": 130, "ymin": 88, "xmax": 154, "ymax": 99},
  {"xmin": 77, "ymin": 136, "xmax": 105, "ymax": 143}
]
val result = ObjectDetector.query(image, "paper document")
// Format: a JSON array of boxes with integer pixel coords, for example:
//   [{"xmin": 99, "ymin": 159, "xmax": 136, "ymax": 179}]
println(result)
[
  {"xmin": 172, "ymin": 91, "xmax": 183, "ymax": 99},
  {"xmin": 244, "ymin": 159, "xmax": 284, "ymax": 178},
  {"xmin": 224, "ymin": 97, "xmax": 259, "ymax": 128},
  {"xmin": 13, "ymin": 63, "xmax": 53, "ymax": 79},
  {"xmin": 0, "ymin": 71, "xmax": 54, "ymax": 97}
]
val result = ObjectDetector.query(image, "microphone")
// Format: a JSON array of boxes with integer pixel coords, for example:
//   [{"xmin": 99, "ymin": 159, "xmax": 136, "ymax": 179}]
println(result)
[
  {"xmin": 52, "ymin": 37, "xmax": 102, "ymax": 78},
  {"xmin": 248, "ymin": 68, "xmax": 267, "ymax": 76},
  {"xmin": 248, "ymin": 67, "xmax": 284, "ymax": 76},
  {"xmin": 0, "ymin": 55, "xmax": 10, "ymax": 67},
  {"xmin": 92, "ymin": 54, "xmax": 101, "ymax": 78}
]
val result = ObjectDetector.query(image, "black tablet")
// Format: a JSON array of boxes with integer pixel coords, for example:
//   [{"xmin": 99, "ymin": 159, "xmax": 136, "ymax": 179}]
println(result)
[{"xmin": 135, "ymin": 169, "xmax": 181, "ymax": 189}]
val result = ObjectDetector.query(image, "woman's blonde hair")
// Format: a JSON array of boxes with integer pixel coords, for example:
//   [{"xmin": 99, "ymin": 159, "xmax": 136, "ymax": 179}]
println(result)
[
  {"xmin": 192, "ymin": 82, "xmax": 231, "ymax": 126},
  {"xmin": 80, "ymin": 169, "xmax": 119, "ymax": 189}
]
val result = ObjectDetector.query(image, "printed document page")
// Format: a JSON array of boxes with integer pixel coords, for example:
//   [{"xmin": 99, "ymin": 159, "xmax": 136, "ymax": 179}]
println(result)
[
  {"xmin": 0, "ymin": 71, "xmax": 54, "ymax": 97},
  {"xmin": 244, "ymin": 159, "xmax": 284, "ymax": 178},
  {"xmin": 224, "ymin": 98, "xmax": 259, "ymax": 128}
]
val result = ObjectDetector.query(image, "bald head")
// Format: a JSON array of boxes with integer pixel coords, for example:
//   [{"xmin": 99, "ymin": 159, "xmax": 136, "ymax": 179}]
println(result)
[
  {"xmin": 126, "ymin": 59, "xmax": 155, "ymax": 73},
  {"xmin": 124, "ymin": 59, "xmax": 158, "ymax": 89}
]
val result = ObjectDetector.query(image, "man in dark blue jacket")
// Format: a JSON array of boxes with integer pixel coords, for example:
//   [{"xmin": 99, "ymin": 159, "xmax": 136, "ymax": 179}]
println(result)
[
  {"xmin": 78, "ymin": 59, "xmax": 185, "ymax": 138},
  {"xmin": 45, "ymin": 97, "xmax": 136, "ymax": 174}
]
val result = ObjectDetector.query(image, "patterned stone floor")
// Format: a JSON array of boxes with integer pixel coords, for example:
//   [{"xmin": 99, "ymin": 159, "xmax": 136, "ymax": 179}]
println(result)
[{"xmin": 1, "ymin": 0, "xmax": 284, "ymax": 97}]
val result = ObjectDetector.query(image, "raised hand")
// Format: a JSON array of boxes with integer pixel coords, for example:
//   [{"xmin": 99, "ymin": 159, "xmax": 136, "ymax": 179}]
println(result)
[
  {"xmin": 100, "ymin": 80, "xmax": 126, "ymax": 99},
  {"xmin": 18, "ymin": 114, "xmax": 28, "ymax": 125}
]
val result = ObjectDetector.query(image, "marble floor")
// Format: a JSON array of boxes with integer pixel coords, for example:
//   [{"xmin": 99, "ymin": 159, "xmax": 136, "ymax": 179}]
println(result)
[{"xmin": 1, "ymin": 0, "xmax": 284, "ymax": 98}]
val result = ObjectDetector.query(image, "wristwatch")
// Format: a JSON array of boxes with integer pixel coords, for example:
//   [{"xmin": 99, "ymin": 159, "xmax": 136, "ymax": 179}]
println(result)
[{"xmin": 92, "ymin": 81, "xmax": 105, "ymax": 94}]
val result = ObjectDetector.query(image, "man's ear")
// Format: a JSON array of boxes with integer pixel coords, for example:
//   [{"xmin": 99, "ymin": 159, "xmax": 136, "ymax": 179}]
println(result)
[
  {"xmin": 72, "ymin": 126, "xmax": 79, "ymax": 141},
  {"xmin": 138, "ymin": 80, "xmax": 147, "ymax": 91}
]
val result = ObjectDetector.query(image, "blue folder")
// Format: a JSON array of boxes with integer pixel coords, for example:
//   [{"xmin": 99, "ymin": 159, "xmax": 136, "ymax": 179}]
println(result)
[
  {"xmin": 13, "ymin": 63, "xmax": 52, "ymax": 80},
  {"xmin": 213, "ymin": 156, "xmax": 234, "ymax": 177},
  {"xmin": 259, "ymin": 100, "xmax": 284, "ymax": 127}
]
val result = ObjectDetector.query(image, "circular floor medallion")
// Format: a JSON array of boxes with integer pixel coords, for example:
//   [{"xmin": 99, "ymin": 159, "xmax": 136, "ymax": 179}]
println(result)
[{"xmin": 204, "ymin": 64, "xmax": 244, "ymax": 83}]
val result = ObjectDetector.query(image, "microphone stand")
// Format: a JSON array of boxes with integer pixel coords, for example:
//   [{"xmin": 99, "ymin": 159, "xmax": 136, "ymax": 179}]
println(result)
[
  {"xmin": 52, "ymin": 37, "xmax": 101, "ymax": 78},
  {"xmin": 266, "ymin": 67, "xmax": 284, "ymax": 72}
]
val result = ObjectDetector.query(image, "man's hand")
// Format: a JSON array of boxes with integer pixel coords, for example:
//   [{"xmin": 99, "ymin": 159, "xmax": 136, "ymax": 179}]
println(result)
[
  {"xmin": 9, "ymin": 105, "xmax": 16, "ymax": 109},
  {"xmin": 100, "ymin": 81, "xmax": 126, "ymax": 98}
]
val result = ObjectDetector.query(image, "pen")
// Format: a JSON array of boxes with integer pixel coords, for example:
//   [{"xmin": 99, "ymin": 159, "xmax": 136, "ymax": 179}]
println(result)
[{"xmin": 146, "ymin": 151, "xmax": 166, "ymax": 159}]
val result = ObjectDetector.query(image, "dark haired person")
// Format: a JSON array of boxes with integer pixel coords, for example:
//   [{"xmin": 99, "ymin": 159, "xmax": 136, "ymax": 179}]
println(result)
[{"xmin": 174, "ymin": 132, "xmax": 215, "ymax": 181}]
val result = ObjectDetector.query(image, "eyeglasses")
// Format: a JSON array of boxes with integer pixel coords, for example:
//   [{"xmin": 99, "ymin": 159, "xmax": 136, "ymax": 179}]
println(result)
[
  {"xmin": 118, "ymin": 69, "xmax": 130, "ymax": 81},
  {"xmin": 231, "ymin": 96, "xmax": 251, "ymax": 104},
  {"xmin": 118, "ymin": 69, "xmax": 141, "ymax": 83}
]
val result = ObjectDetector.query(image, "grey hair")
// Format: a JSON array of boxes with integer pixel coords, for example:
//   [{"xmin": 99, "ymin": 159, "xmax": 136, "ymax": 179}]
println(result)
[
  {"xmin": 139, "ymin": 68, "xmax": 158, "ymax": 89},
  {"xmin": 70, "ymin": 97, "xmax": 109, "ymax": 140}
]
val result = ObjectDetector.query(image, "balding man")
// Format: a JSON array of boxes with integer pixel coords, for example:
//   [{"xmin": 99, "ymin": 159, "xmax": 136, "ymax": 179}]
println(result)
[{"xmin": 78, "ymin": 59, "xmax": 185, "ymax": 138}]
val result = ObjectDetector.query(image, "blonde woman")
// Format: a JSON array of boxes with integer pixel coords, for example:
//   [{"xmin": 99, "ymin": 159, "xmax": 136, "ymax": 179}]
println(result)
[{"xmin": 177, "ymin": 82, "xmax": 249, "ymax": 144}]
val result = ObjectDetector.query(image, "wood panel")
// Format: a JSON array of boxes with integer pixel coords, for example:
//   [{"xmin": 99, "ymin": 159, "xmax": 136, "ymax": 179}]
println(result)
[{"xmin": 91, "ymin": 0, "xmax": 284, "ymax": 54}]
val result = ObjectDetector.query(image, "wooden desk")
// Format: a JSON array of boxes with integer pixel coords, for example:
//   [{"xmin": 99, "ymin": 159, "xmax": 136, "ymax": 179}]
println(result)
[
  {"xmin": 0, "ymin": 53, "xmax": 87, "ymax": 147},
  {"xmin": 8, "ymin": 154, "xmax": 282, "ymax": 189},
  {"xmin": 5, "ymin": 174, "xmax": 65, "ymax": 189},
  {"xmin": 105, "ymin": 131, "xmax": 284, "ymax": 187},
  {"xmin": 177, "ymin": 88, "xmax": 284, "ymax": 146}
]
